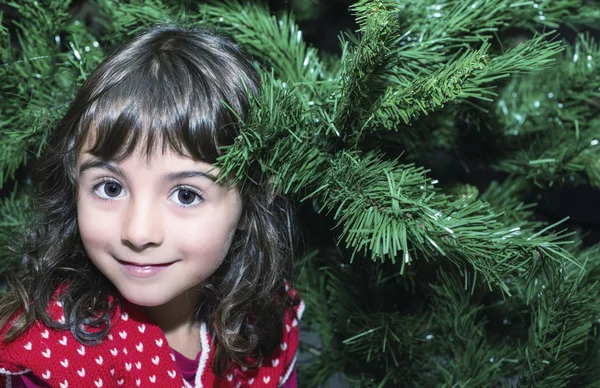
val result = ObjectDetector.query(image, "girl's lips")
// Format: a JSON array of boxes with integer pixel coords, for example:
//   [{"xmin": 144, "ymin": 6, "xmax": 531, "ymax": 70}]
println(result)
[{"xmin": 117, "ymin": 259, "xmax": 175, "ymax": 277}]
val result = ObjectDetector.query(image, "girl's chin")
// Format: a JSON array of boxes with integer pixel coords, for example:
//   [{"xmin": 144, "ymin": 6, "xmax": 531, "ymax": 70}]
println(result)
[
  {"xmin": 124, "ymin": 297, "xmax": 169, "ymax": 307},
  {"xmin": 118, "ymin": 289, "xmax": 175, "ymax": 307},
  {"xmin": 118, "ymin": 286, "xmax": 202, "ymax": 309}
]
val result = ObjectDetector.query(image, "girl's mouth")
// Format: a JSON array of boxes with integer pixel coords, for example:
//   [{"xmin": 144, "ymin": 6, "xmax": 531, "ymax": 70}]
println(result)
[{"xmin": 117, "ymin": 259, "xmax": 175, "ymax": 277}]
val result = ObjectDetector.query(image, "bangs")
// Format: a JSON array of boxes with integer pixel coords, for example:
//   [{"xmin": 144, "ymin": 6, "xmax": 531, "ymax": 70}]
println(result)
[{"xmin": 75, "ymin": 44, "xmax": 241, "ymax": 164}]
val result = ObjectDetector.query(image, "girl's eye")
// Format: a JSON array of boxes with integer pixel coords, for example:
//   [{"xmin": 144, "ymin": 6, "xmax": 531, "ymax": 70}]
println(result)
[
  {"xmin": 94, "ymin": 181, "xmax": 126, "ymax": 199},
  {"xmin": 169, "ymin": 187, "xmax": 203, "ymax": 207}
]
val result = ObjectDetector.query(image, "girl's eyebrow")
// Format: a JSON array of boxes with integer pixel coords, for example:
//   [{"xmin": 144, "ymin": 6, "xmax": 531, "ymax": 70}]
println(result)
[
  {"xmin": 164, "ymin": 171, "xmax": 218, "ymax": 183},
  {"xmin": 79, "ymin": 159, "xmax": 125, "ymax": 178},
  {"xmin": 79, "ymin": 158, "xmax": 219, "ymax": 183}
]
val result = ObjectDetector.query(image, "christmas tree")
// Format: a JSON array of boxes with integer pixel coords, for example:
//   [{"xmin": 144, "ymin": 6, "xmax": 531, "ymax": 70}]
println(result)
[{"xmin": 2, "ymin": 1, "xmax": 600, "ymax": 386}]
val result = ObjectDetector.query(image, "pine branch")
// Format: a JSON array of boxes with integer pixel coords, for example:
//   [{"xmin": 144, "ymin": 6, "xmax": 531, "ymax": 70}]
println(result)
[
  {"xmin": 5, "ymin": 0, "xmax": 72, "ymax": 55},
  {"xmin": 331, "ymin": 3, "xmax": 565, "ymax": 143},
  {"xmin": 370, "ymin": 0, "xmax": 517, "ymax": 84},
  {"xmin": 520, "ymin": 277, "xmax": 599, "ymax": 387},
  {"xmin": 474, "ymin": 32, "xmax": 564, "ymax": 83},
  {"xmin": 197, "ymin": 1, "xmax": 328, "ymax": 86},
  {"xmin": 94, "ymin": 0, "xmax": 183, "ymax": 39},
  {"xmin": 0, "ymin": 1, "xmax": 102, "ymax": 187},
  {"xmin": 364, "ymin": 47, "xmax": 489, "ymax": 130},
  {"xmin": 479, "ymin": 177, "xmax": 538, "ymax": 226},
  {"xmin": 402, "ymin": 0, "xmax": 511, "ymax": 45},
  {"xmin": 346, "ymin": 34, "xmax": 565, "ymax": 161},
  {"xmin": 369, "ymin": 33, "xmax": 562, "ymax": 132},
  {"xmin": 567, "ymin": 242, "xmax": 600, "ymax": 286},
  {"xmin": 298, "ymin": 250, "xmax": 435, "ymax": 386},
  {"xmin": 496, "ymin": 122, "xmax": 600, "ymax": 188},
  {"xmin": 428, "ymin": 270, "xmax": 510, "ymax": 387},
  {"xmin": 303, "ymin": 150, "xmax": 581, "ymax": 297},
  {"xmin": 223, "ymin": 76, "xmax": 584, "ymax": 295},
  {"xmin": 342, "ymin": 311, "xmax": 432, "ymax": 385},
  {"xmin": 365, "ymin": 103, "xmax": 466, "ymax": 161},
  {"xmin": 491, "ymin": 33, "xmax": 600, "ymax": 188},
  {"xmin": 390, "ymin": 0, "xmax": 527, "ymax": 61},
  {"xmin": 332, "ymin": 1, "xmax": 403, "ymax": 137},
  {"xmin": 216, "ymin": 72, "xmax": 327, "ymax": 194},
  {"xmin": 507, "ymin": 0, "xmax": 600, "ymax": 30}
]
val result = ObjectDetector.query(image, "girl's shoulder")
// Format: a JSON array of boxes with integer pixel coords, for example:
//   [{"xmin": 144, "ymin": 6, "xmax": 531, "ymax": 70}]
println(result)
[
  {"xmin": 0, "ymin": 296, "xmax": 188, "ymax": 387},
  {"xmin": 227, "ymin": 282, "xmax": 304, "ymax": 386},
  {"xmin": 0, "ymin": 297, "xmax": 123, "ymax": 386},
  {"xmin": 0, "ymin": 297, "xmax": 90, "ymax": 365},
  {"xmin": 0, "ymin": 299, "xmax": 65, "ymax": 381}
]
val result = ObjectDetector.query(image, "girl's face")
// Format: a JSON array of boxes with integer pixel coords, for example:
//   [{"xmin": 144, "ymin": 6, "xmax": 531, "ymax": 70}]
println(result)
[{"xmin": 76, "ymin": 145, "xmax": 243, "ymax": 308}]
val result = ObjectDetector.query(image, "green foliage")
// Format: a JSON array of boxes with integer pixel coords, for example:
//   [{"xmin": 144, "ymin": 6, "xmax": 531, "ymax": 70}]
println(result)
[
  {"xmin": 0, "ymin": 191, "xmax": 30, "ymax": 273},
  {"xmin": 93, "ymin": 0, "xmax": 186, "ymax": 40},
  {"xmin": 289, "ymin": 0, "xmax": 324, "ymax": 21},
  {"xmin": 0, "ymin": 1, "xmax": 103, "ymax": 189},
  {"xmin": 198, "ymin": 1, "xmax": 328, "ymax": 86},
  {"xmin": 493, "ymin": 33, "xmax": 600, "ymax": 189},
  {"xmin": 508, "ymin": 0, "xmax": 600, "ymax": 30}
]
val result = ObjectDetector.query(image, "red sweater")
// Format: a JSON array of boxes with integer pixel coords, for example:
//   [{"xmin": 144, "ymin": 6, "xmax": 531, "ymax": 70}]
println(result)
[
  {"xmin": 8, "ymin": 350, "xmax": 297, "ymax": 387},
  {"xmin": 0, "ymin": 288, "xmax": 303, "ymax": 388}
]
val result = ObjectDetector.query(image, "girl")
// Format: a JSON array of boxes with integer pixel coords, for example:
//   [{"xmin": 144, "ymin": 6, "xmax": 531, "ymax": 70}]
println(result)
[{"xmin": 0, "ymin": 24, "xmax": 303, "ymax": 387}]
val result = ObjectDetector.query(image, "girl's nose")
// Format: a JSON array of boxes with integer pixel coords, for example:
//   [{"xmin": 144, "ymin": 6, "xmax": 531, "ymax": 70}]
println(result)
[{"xmin": 121, "ymin": 198, "xmax": 164, "ymax": 250}]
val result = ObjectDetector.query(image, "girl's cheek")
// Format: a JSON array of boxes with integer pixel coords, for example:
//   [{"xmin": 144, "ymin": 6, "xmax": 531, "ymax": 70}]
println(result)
[
  {"xmin": 176, "ymin": 216, "xmax": 237, "ymax": 258},
  {"xmin": 77, "ymin": 198, "xmax": 114, "ymax": 247}
]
